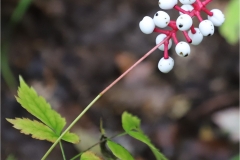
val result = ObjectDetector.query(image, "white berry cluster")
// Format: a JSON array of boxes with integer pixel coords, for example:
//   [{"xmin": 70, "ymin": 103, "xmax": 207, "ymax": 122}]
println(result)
[{"xmin": 139, "ymin": 0, "xmax": 225, "ymax": 73}]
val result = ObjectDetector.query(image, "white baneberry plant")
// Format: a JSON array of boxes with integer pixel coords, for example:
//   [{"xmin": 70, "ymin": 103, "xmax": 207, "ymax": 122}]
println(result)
[{"xmin": 139, "ymin": 0, "xmax": 225, "ymax": 73}]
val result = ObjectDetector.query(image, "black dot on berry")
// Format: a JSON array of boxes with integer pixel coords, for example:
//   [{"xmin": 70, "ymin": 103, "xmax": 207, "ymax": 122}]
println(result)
[
  {"xmin": 208, "ymin": 34, "xmax": 211, "ymax": 36},
  {"xmin": 184, "ymin": 54, "xmax": 188, "ymax": 57},
  {"xmin": 156, "ymin": 13, "xmax": 158, "ymax": 16},
  {"xmin": 180, "ymin": 52, "xmax": 183, "ymax": 55},
  {"xmin": 179, "ymin": 24, "xmax": 183, "ymax": 28}
]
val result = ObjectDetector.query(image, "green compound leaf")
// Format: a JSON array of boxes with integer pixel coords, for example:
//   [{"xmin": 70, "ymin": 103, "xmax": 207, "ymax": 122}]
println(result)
[
  {"xmin": 17, "ymin": 76, "xmax": 65, "ymax": 135},
  {"xmin": 62, "ymin": 131, "xmax": 80, "ymax": 144},
  {"xmin": 219, "ymin": 0, "xmax": 239, "ymax": 45},
  {"xmin": 107, "ymin": 140, "xmax": 134, "ymax": 160},
  {"xmin": 6, "ymin": 118, "xmax": 79, "ymax": 144},
  {"xmin": 7, "ymin": 118, "xmax": 62, "ymax": 143},
  {"xmin": 122, "ymin": 111, "xmax": 141, "ymax": 132},
  {"xmin": 80, "ymin": 151, "xmax": 102, "ymax": 160},
  {"xmin": 8, "ymin": 76, "xmax": 80, "ymax": 144},
  {"xmin": 128, "ymin": 131, "xmax": 152, "ymax": 146},
  {"xmin": 128, "ymin": 131, "xmax": 167, "ymax": 160}
]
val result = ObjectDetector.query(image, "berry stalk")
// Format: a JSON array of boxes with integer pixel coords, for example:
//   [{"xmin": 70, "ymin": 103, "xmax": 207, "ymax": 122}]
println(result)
[
  {"xmin": 41, "ymin": 36, "xmax": 170, "ymax": 160},
  {"xmin": 100, "ymin": 36, "xmax": 170, "ymax": 95}
]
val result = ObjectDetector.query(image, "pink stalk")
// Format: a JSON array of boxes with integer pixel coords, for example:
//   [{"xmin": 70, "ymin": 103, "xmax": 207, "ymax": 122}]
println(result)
[
  {"xmin": 190, "ymin": 25, "xmax": 196, "ymax": 34},
  {"xmin": 196, "ymin": 0, "xmax": 203, "ymax": 8},
  {"xmin": 163, "ymin": 40, "xmax": 169, "ymax": 59},
  {"xmin": 182, "ymin": 31, "xmax": 192, "ymax": 43},
  {"xmin": 202, "ymin": 0, "xmax": 213, "ymax": 6},
  {"xmin": 154, "ymin": 28, "xmax": 170, "ymax": 35},
  {"xmin": 100, "ymin": 36, "xmax": 170, "ymax": 95},
  {"xmin": 202, "ymin": 7, "xmax": 213, "ymax": 16},
  {"xmin": 168, "ymin": 21, "xmax": 178, "ymax": 30},
  {"xmin": 172, "ymin": 33, "xmax": 179, "ymax": 44},
  {"xmin": 195, "ymin": 12, "xmax": 203, "ymax": 22},
  {"xmin": 174, "ymin": 5, "xmax": 189, "ymax": 14},
  {"xmin": 42, "ymin": 35, "xmax": 171, "ymax": 160}
]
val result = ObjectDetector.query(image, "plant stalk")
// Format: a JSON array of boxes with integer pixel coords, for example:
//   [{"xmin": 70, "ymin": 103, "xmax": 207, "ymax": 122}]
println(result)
[
  {"xmin": 41, "ymin": 36, "xmax": 169, "ymax": 160},
  {"xmin": 70, "ymin": 132, "xmax": 127, "ymax": 160},
  {"xmin": 41, "ymin": 94, "xmax": 102, "ymax": 160},
  {"xmin": 59, "ymin": 140, "xmax": 66, "ymax": 160}
]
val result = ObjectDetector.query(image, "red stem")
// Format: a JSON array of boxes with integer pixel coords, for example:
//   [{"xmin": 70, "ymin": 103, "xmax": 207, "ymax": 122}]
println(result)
[
  {"xmin": 190, "ymin": 25, "xmax": 196, "ymax": 34},
  {"xmin": 154, "ymin": 28, "xmax": 170, "ymax": 35},
  {"xmin": 202, "ymin": 7, "xmax": 213, "ymax": 16},
  {"xmin": 196, "ymin": 0, "xmax": 203, "ymax": 8},
  {"xmin": 163, "ymin": 41, "xmax": 169, "ymax": 59},
  {"xmin": 173, "ymin": 5, "xmax": 189, "ymax": 14},
  {"xmin": 172, "ymin": 33, "xmax": 179, "ymax": 44},
  {"xmin": 195, "ymin": 11, "xmax": 203, "ymax": 22},
  {"xmin": 202, "ymin": 0, "xmax": 213, "ymax": 6},
  {"xmin": 183, "ymin": 31, "xmax": 192, "ymax": 43},
  {"xmin": 100, "ymin": 36, "xmax": 170, "ymax": 95}
]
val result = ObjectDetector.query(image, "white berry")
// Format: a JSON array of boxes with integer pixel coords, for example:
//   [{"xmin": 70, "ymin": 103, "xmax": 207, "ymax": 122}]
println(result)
[
  {"xmin": 179, "ymin": 0, "xmax": 196, "ymax": 5},
  {"xmin": 153, "ymin": 11, "xmax": 170, "ymax": 28},
  {"xmin": 158, "ymin": 0, "xmax": 178, "ymax": 10},
  {"xmin": 176, "ymin": 14, "xmax": 193, "ymax": 31},
  {"xmin": 139, "ymin": 16, "xmax": 155, "ymax": 34},
  {"xmin": 179, "ymin": 5, "xmax": 194, "ymax": 15},
  {"xmin": 158, "ymin": 57, "xmax": 174, "ymax": 73},
  {"xmin": 175, "ymin": 41, "xmax": 191, "ymax": 57},
  {"xmin": 156, "ymin": 34, "xmax": 172, "ymax": 51},
  {"xmin": 208, "ymin": 9, "xmax": 225, "ymax": 26},
  {"xmin": 199, "ymin": 20, "xmax": 214, "ymax": 36},
  {"xmin": 188, "ymin": 28, "xmax": 203, "ymax": 45}
]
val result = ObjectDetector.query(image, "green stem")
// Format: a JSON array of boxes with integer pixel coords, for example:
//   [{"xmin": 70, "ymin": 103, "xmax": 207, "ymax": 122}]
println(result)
[
  {"xmin": 2, "ymin": 0, "xmax": 33, "ymax": 90},
  {"xmin": 10, "ymin": 0, "xmax": 32, "ymax": 25},
  {"xmin": 70, "ymin": 132, "xmax": 127, "ymax": 160},
  {"xmin": 41, "ymin": 94, "xmax": 102, "ymax": 160},
  {"xmin": 1, "ymin": 43, "xmax": 17, "ymax": 90},
  {"xmin": 59, "ymin": 140, "xmax": 66, "ymax": 160},
  {"xmin": 41, "ymin": 37, "xmax": 168, "ymax": 160}
]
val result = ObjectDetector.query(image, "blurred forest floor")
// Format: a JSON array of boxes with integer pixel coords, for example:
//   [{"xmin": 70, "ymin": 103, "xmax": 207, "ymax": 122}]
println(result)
[{"xmin": 2, "ymin": 0, "xmax": 239, "ymax": 160}]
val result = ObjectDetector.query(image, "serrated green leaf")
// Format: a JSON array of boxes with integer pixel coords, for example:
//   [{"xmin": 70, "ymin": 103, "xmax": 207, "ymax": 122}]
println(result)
[
  {"xmin": 107, "ymin": 140, "xmax": 134, "ymax": 160},
  {"xmin": 128, "ymin": 131, "xmax": 152, "ymax": 147},
  {"xmin": 128, "ymin": 131, "xmax": 167, "ymax": 160},
  {"xmin": 7, "ymin": 118, "xmax": 80, "ymax": 144},
  {"xmin": 7, "ymin": 118, "xmax": 62, "ymax": 143},
  {"xmin": 17, "ymin": 76, "xmax": 65, "ymax": 135},
  {"xmin": 122, "ymin": 111, "xmax": 141, "ymax": 132},
  {"xmin": 219, "ymin": 0, "xmax": 239, "ymax": 45},
  {"xmin": 80, "ymin": 151, "xmax": 102, "ymax": 160},
  {"xmin": 62, "ymin": 131, "xmax": 80, "ymax": 144},
  {"xmin": 150, "ymin": 147, "xmax": 167, "ymax": 160}
]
